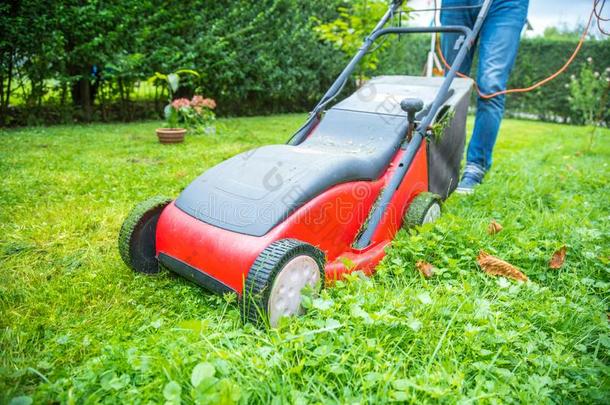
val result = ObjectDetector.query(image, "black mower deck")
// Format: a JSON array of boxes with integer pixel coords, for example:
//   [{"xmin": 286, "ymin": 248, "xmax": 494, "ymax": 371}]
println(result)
[{"xmin": 175, "ymin": 75, "xmax": 473, "ymax": 236}]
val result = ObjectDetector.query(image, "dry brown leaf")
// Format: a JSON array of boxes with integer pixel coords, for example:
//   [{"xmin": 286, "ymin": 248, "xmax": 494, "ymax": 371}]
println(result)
[
  {"xmin": 477, "ymin": 250, "xmax": 528, "ymax": 282},
  {"xmin": 549, "ymin": 245, "xmax": 567, "ymax": 269},
  {"xmin": 488, "ymin": 220, "xmax": 503, "ymax": 235},
  {"xmin": 415, "ymin": 261, "xmax": 435, "ymax": 278}
]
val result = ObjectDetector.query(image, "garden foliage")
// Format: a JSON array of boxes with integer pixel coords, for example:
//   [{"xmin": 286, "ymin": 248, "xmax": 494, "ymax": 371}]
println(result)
[
  {"xmin": 0, "ymin": 0, "xmax": 345, "ymax": 124},
  {"xmin": 1, "ymin": 1, "xmax": 609, "ymax": 126},
  {"xmin": 379, "ymin": 35, "xmax": 610, "ymax": 125},
  {"xmin": 314, "ymin": 0, "xmax": 391, "ymax": 77}
]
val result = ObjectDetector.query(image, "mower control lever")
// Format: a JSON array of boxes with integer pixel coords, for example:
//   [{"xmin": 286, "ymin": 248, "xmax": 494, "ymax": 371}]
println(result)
[
  {"xmin": 400, "ymin": 98, "xmax": 424, "ymax": 123},
  {"xmin": 400, "ymin": 98, "xmax": 424, "ymax": 141}
]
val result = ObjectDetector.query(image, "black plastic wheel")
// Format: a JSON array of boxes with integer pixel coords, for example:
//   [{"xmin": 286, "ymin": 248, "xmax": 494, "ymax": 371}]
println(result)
[
  {"xmin": 118, "ymin": 196, "xmax": 172, "ymax": 274},
  {"xmin": 241, "ymin": 239, "xmax": 325, "ymax": 327},
  {"xmin": 403, "ymin": 192, "xmax": 442, "ymax": 229}
]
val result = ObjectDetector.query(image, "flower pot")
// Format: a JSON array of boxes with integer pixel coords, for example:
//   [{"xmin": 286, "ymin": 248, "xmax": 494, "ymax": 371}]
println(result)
[{"xmin": 156, "ymin": 128, "xmax": 186, "ymax": 144}]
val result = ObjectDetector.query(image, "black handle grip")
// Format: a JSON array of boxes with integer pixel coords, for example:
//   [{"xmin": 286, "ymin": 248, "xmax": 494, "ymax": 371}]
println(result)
[{"xmin": 400, "ymin": 98, "xmax": 424, "ymax": 123}]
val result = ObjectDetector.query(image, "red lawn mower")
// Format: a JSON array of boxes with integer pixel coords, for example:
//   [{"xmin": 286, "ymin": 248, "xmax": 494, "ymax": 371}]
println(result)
[{"xmin": 119, "ymin": 0, "xmax": 492, "ymax": 326}]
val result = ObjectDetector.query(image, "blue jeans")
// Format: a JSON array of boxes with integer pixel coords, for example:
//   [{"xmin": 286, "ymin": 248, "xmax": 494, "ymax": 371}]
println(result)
[{"xmin": 441, "ymin": 0, "xmax": 529, "ymax": 171}]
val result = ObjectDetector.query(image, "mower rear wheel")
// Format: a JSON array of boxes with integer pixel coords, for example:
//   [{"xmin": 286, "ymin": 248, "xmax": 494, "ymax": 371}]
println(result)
[
  {"xmin": 118, "ymin": 196, "xmax": 172, "ymax": 274},
  {"xmin": 403, "ymin": 192, "xmax": 442, "ymax": 229},
  {"xmin": 241, "ymin": 239, "xmax": 325, "ymax": 327}
]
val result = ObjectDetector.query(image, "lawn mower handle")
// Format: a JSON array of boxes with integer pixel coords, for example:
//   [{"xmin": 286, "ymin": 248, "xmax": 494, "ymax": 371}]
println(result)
[
  {"xmin": 354, "ymin": 0, "xmax": 493, "ymax": 249},
  {"xmin": 288, "ymin": 0, "xmax": 402, "ymax": 145},
  {"xmin": 286, "ymin": 0, "xmax": 492, "ymax": 248},
  {"xmin": 287, "ymin": 9, "xmax": 472, "ymax": 146}
]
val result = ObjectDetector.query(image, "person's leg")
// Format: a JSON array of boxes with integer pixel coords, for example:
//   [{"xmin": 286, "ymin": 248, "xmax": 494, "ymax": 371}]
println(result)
[
  {"xmin": 440, "ymin": 0, "xmax": 478, "ymax": 75},
  {"xmin": 440, "ymin": 0, "xmax": 480, "ymax": 194},
  {"xmin": 463, "ymin": 0, "xmax": 529, "ymax": 184}
]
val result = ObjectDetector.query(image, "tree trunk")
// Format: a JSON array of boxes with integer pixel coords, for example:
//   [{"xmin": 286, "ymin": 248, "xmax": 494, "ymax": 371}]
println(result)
[
  {"xmin": 81, "ymin": 79, "xmax": 92, "ymax": 121},
  {"xmin": 60, "ymin": 81, "xmax": 67, "ymax": 106},
  {"xmin": 0, "ymin": 71, "xmax": 4, "ymax": 126},
  {"xmin": 5, "ymin": 52, "xmax": 13, "ymax": 108},
  {"xmin": 71, "ymin": 77, "xmax": 92, "ymax": 121},
  {"xmin": 125, "ymin": 85, "xmax": 131, "ymax": 121},
  {"xmin": 69, "ymin": 65, "xmax": 97, "ymax": 121},
  {"xmin": 36, "ymin": 78, "xmax": 43, "ymax": 108},
  {"xmin": 118, "ymin": 78, "xmax": 126, "ymax": 120},
  {"xmin": 0, "ymin": 72, "xmax": 4, "ymax": 110},
  {"xmin": 98, "ymin": 81, "xmax": 106, "ymax": 121}
]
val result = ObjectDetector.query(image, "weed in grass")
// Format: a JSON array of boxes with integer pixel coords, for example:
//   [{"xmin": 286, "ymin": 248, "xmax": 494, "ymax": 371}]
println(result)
[{"xmin": 0, "ymin": 116, "xmax": 609, "ymax": 403}]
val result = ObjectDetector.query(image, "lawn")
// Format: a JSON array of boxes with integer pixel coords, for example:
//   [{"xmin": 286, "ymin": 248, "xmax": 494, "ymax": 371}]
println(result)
[{"xmin": 1, "ymin": 115, "xmax": 609, "ymax": 404}]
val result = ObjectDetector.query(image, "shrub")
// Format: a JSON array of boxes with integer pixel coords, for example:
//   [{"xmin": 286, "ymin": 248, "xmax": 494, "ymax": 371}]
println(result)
[
  {"xmin": 568, "ymin": 59, "xmax": 610, "ymax": 125},
  {"xmin": 166, "ymin": 96, "xmax": 217, "ymax": 134}
]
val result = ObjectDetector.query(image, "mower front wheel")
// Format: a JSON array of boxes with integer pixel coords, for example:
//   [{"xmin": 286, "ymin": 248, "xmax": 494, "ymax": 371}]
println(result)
[
  {"xmin": 118, "ymin": 196, "xmax": 172, "ymax": 274},
  {"xmin": 403, "ymin": 192, "xmax": 442, "ymax": 229},
  {"xmin": 241, "ymin": 239, "xmax": 326, "ymax": 327}
]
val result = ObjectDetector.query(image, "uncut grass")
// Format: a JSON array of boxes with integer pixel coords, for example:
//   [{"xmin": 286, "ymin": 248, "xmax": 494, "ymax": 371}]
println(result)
[{"xmin": 0, "ymin": 116, "xmax": 609, "ymax": 403}]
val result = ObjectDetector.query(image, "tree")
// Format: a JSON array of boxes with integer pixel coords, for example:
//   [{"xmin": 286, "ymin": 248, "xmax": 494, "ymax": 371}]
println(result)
[
  {"xmin": 1, "ymin": 0, "xmax": 347, "ymax": 123},
  {"xmin": 57, "ymin": 0, "xmax": 146, "ymax": 120},
  {"xmin": 568, "ymin": 59, "xmax": 610, "ymax": 149},
  {"xmin": 0, "ymin": 0, "xmax": 62, "ymax": 118},
  {"xmin": 313, "ymin": 0, "xmax": 396, "ymax": 79}
]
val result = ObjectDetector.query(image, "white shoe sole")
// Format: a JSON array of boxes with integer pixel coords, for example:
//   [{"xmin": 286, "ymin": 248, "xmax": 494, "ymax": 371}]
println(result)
[{"xmin": 455, "ymin": 187, "xmax": 475, "ymax": 195}]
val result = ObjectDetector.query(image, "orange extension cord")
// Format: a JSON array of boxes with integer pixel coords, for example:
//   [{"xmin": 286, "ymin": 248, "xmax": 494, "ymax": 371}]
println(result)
[{"xmin": 434, "ymin": 0, "xmax": 602, "ymax": 99}]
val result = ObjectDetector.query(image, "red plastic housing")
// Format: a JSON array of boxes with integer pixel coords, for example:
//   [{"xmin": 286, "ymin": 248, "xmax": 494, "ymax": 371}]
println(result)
[{"xmin": 155, "ymin": 144, "xmax": 428, "ymax": 294}]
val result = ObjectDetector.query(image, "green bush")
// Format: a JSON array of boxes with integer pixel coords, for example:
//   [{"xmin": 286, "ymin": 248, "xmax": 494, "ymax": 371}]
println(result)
[
  {"xmin": 2, "ymin": 1, "xmax": 609, "ymax": 126},
  {"xmin": 0, "ymin": 0, "xmax": 346, "ymax": 125},
  {"xmin": 142, "ymin": 0, "xmax": 347, "ymax": 116}
]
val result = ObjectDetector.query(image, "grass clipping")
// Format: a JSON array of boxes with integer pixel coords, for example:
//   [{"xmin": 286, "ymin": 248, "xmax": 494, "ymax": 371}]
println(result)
[{"xmin": 477, "ymin": 250, "xmax": 528, "ymax": 282}]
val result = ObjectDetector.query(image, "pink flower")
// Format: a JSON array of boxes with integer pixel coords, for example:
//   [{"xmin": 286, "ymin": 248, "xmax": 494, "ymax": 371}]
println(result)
[
  {"xmin": 190, "ymin": 95, "xmax": 204, "ymax": 107},
  {"xmin": 171, "ymin": 98, "xmax": 190, "ymax": 109},
  {"xmin": 190, "ymin": 95, "xmax": 216, "ymax": 110},
  {"xmin": 202, "ymin": 98, "xmax": 216, "ymax": 109}
]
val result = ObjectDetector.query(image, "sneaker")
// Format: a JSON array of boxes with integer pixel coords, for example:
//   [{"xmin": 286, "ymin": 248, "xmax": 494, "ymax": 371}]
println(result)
[{"xmin": 455, "ymin": 162, "xmax": 486, "ymax": 194}]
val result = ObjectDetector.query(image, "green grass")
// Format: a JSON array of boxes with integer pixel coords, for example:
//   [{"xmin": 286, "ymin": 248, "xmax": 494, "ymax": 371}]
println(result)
[
  {"xmin": 1, "ymin": 115, "xmax": 609, "ymax": 404},
  {"xmin": 5, "ymin": 79, "xmax": 160, "ymax": 106}
]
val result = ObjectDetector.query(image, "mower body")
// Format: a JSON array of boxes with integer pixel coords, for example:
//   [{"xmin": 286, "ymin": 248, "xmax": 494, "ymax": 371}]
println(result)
[{"xmin": 155, "ymin": 76, "xmax": 472, "ymax": 295}]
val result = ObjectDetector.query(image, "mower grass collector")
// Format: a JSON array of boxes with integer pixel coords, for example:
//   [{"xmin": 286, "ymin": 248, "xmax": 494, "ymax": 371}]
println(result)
[{"xmin": 119, "ymin": 0, "xmax": 491, "ymax": 327}]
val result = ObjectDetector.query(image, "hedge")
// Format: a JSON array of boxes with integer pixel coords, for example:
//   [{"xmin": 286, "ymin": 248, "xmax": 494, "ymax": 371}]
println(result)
[
  {"xmin": 0, "ymin": 0, "xmax": 347, "ymax": 126},
  {"xmin": 377, "ymin": 35, "xmax": 610, "ymax": 125},
  {"xmin": 2, "ymin": 0, "xmax": 608, "ymax": 127}
]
